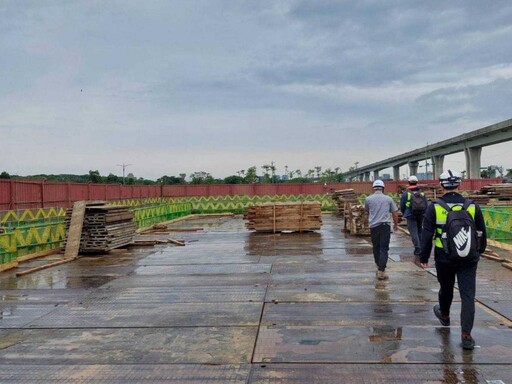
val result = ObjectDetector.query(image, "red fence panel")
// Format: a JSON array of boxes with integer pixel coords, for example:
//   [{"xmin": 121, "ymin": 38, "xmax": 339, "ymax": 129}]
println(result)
[
  {"xmin": 0, "ymin": 180, "xmax": 12, "ymax": 210},
  {"xmin": 43, "ymin": 182, "xmax": 68, "ymax": 207},
  {"xmin": 15, "ymin": 180, "xmax": 43, "ymax": 209},
  {"xmin": 163, "ymin": 185, "xmax": 187, "ymax": 197},
  {"xmin": 69, "ymin": 183, "xmax": 89, "ymax": 203},
  {"xmin": 0, "ymin": 178, "xmax": 507, "ymax": 211}
]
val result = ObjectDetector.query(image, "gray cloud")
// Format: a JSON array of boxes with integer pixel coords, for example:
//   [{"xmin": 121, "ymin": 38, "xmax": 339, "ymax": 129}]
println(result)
[{"xmin": 1, "ymin": 1, "xmax": 512, "ymax": 178}]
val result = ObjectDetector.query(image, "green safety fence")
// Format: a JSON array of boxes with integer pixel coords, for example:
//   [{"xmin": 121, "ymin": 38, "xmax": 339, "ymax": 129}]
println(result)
[
  {"xmin": 481, "ymin": 206, "xmax": 512, "ymax": 244},
  {"xmin": 0, "ymin": 202, "xmax": 193, "ymax": 265},
  {"xmin": 131, "ymin": 203, "xmax": 192, "ymax": 228},
  {"xmin": 160, "ymin": 194, "xmax": 336, "ymax": 214}
]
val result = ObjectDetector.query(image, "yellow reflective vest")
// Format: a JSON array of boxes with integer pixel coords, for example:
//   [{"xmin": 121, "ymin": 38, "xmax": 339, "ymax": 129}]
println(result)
[{"xmin": 434, "ymin": 201, "xmax": 476, "ymax": 249}]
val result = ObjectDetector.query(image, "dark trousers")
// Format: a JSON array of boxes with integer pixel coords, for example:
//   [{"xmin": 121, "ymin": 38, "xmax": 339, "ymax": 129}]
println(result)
[
  {"xmin": 370, "ymin": 223, "xmax": 391, "ymax": 271},
  {"xmin": 406, "ymin": 215, "xmax": 423, "ymax": 255},
  {"xmin": 435, "ymin": 260, "xmax": 478, "ymax": 334}
]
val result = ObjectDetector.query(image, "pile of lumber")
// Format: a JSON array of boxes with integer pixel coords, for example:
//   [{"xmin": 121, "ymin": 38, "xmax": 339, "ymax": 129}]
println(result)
[
  {"xmin": 466, "ymin": 194, "xmax": 490, "ymax": 206},
  {"xmin": 479, "ymin": 184, "xmax": 512, "ymax": 200},
  {"xmin": 64, "ymin": 203, "xmax": 136, "ymax": 253},
  {"xmin": 344, "ymin": 203, "xmax": 370, "ymax": 235},
  {"xmin": 244, "ymin": 202, "xmax": 322, "ymax": 233},
  {"xmin": 331, "ymin": 189, "xmax": 359, "ymax": 216}
]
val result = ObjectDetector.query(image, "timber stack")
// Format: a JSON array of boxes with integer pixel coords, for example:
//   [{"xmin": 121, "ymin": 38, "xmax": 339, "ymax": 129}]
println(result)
[
  {"xmin": 331, "ymin": 189, "xmax": 359, "ymax": 216},
  {"xmin": 344, "ymin": 203, "xmax": 370, "ymax": 235},
  {"xmin": 64, "ymin": 202, "xmax": 136, "ymax": 253},
  {"xmin": 244, "ymin": 202, "xmax": 322, "ymax": 233},
  {"xmin": 479, "ymin": 184, "xmax": 512, "ymax": 201}
]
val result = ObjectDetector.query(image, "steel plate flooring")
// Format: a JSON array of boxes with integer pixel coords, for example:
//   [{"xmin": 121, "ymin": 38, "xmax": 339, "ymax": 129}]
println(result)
[{"xmin": 1, "ymin": 214, "xmax": 512, "ymax": 383}]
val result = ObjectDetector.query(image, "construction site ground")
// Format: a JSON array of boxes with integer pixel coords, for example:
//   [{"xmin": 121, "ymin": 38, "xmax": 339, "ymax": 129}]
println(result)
[{"xmin": 1, "ymin": 214, "xmax": 512, "ymax": 383}]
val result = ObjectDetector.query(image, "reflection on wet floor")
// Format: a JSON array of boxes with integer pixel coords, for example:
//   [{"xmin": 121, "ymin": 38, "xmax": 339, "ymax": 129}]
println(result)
[{"xmin": 0, "ymin": 213, "xmax": 511, "ymax": 382}]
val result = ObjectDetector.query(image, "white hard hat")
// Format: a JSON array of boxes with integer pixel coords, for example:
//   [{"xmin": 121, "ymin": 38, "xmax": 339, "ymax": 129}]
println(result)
[
  {"xmin": 439, "ymin": 169, "xmax": 461, "ymax": 189},
  {"xmin": 372, "ymin": 179, "xmax": 385, "ymax": 189},
  {"xmin": 408, "ymin": 175, "xmax": 418, "ymax": 184}
]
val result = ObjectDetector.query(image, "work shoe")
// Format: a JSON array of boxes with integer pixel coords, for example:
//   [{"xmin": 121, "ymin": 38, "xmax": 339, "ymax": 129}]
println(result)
[
  {"xmin": 461, "ymin": 334, "xmax": 475, "ymax": 350},
  {"xmin": 433, "ymin": 305, "xmax": 450, "ymax": 326},
  {"xmin": 377, "ymin": 270, "xmax": 388, "ymax": 280}
]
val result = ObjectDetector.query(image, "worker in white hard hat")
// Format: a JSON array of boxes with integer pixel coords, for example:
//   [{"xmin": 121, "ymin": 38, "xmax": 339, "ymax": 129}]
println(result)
[
  {"xmin": 364, "ymin": 179, "xmax": 399, "ymax": 280},
  {"xmin": 419, "ymin": 170, "xmax": 487, "ymax": 351},
  {"xmin": 400, "ymin": 175, "xmax": 428, "ymax": 257}
]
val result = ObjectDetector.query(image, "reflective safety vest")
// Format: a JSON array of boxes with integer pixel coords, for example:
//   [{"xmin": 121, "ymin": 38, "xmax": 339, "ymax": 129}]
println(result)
[
  {"xmin": 434, "ymin": 201, "xmax": 476, "ymax": 249},
  {"xmin": 405, "ymin": 191, "xmax": 425, "ymax": 208}
]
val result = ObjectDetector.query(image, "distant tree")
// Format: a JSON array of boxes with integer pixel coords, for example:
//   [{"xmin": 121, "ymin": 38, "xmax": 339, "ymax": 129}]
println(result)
[
  {"xmin": 261, "ymin": 165, "xmax": 271, "ymax": 183},
  {"xmin": 0, "ymin": 171, "xmax": 10, "ymax": 179},
  {"xmin": 88, "ymin": 170, "xmax": 102, "ymax": 183},
  {"xmin": 506, "ymin": 168, "xmax": 512, "ymax": 178},
  {"xmin": 179, "ymin": 173, "xmax": 187, "ymax": 183},
  {"xmin": 269, "ymin": 161, "xmax": 276, "ymax": 183},
  {"xmin": 190, "ymin": 171, "xmax": 215, "ymax": 184},
  {"xmin": 106, "ymin": 173, "xmax": 121, "ymax": 184},
  {"xmin": 158, "ymin": 175, "xmax": 184, "ymax": 185},
  {"xmin": 245, "ymin": 166, "xmax": 258, "ymax": 183},
  {"xmin": 224, "ymin": 175, "xmax": 244, "ymax": 184},
  {"xmin": 314, "ymin": 166, "xmax": 322, "ymax": 180}
]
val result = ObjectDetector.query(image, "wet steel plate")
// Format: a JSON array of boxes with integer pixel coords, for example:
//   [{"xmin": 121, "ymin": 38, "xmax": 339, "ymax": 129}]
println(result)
[
  {"xmin": 247, "ymin": 363, "xmax": 512, "ymax": 383},
  {"xmin": 262, "ymin": 302, "xmax": 500, "ymax": 327},
  {"xmin": 0, "ymin": 327, "xmax": 256, "ymax": 364},
  {"xmin": 26, "ymin": 302, "xmax": 263, "ymax": 328},
  {"xmin": 479, "ymin": 299, "xmax": 512, "ymax": 322},
  {"xmin": 253, "ymin": 325, "xmax": 512, "ymax": 363},
  {"xmin": 270, "ymin": 261, "xmax": 420, "ymax": 274},
  {"xmin": 104, "ymin": 274, "xmax": 270, "ymax": 288},
  {"xmin": 138, "ymin": 253, "xmax": 259, "ymax": 265},
  {"xmin": 0, "ymin": 304, "xmax": 60, "ymax": 328},
  {"xmin": 0, "ymin": 364, "xmax": 250, "ymax": 383},
  {"xmin": 83, "ymin": 285, "xmax": 267, "ymax": 304},
  {"xmin": 134, "ymin": 264, "xmax": 271, "ymax": 275},
  {"xmin": 265, "ymin": 281, "xmax": 439, "ymax": 302}
]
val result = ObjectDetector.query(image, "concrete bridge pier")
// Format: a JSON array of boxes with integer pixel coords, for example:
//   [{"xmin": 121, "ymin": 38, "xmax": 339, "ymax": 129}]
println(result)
[
  {"xmin": 393, "ymin": 166, "xmax": 400, "ymax": 181},
  {"xmin": 432, "ymin": 155, "xmax": 444, "ymax": 179},
  {"xmin": 373, "ymin": 170, "xmax": 380, "ymax": 180},
  {"xmin": 408, "ymin": 161, "xmax": 419, "ymax": 177},
  {"xmin": 364, "ymin": 172, "xmax": 371, "ymax": 181},
  {"xmin": 465, "ymin": 147, "xmax": 482, "ymax": 179}
]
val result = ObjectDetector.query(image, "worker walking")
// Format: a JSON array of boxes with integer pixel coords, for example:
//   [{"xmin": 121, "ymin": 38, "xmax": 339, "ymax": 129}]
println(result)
[
  {"xmin": 400, "ymin": 175, "xmax": 428, "ymax": 257},
  {"xmin": 365, "ymin": 179, "xmax": 399, "ymax": 280},
  {"xmin": 419, "ymin": 170, "xmax": 487, "ymax": 350}
]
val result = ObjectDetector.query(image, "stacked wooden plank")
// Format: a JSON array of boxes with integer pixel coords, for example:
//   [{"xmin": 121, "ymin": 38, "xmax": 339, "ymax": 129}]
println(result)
[
  {"xmin": 466, "ymin": 194, "xmax": 490, "ymax": 206},
  {"xmin": 479, "ymin": 184, "xmax": 512, "ymax": 200},
  {"xmin": 331, "ymin": 189, "xmax": 359, "ymax": 216},
  {"xmin": 244, "ymin": 202, "xmax": 322, "ymax": 233},
  {"xmin": 64, "ymin": 202, "xmax": 136, "ymax": 253},
  {"xmin": 344, "ymin": 203, "xmax": 370, "ymax": 235}
]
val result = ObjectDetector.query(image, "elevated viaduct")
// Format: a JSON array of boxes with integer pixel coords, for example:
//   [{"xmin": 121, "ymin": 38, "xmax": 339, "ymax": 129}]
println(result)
[{"xmin": 345, "ymin": 118, "xmax": 512, "ymax": 181}]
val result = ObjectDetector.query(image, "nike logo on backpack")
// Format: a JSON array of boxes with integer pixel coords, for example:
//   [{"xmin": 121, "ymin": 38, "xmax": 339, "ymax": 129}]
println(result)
[{"xmin": 453, "ymin": 227, "xmax": 471, "ymax": 257}]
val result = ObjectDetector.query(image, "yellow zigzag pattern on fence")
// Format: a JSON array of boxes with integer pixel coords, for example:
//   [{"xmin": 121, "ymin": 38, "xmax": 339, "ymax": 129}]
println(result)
[
  {"xmin": 13, "ymin": 224, "xmax": 67, "ymax": 254},
  {"xmin": 132, "ymin": 203, "xmax": 192, "ymax": 227},
  {"xmin": 164, "ymin": 194, "xmax": 335, "ymax": 212},
  {"xmin": 0, "ymin": 207, "xmax": 67, "ymax": 225}
]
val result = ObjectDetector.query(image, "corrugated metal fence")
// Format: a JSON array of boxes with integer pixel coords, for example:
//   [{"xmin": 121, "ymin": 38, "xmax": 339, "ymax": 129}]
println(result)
[{"xmin": 0, "ymin": 178, "xmax": 500, "ymax": 210}]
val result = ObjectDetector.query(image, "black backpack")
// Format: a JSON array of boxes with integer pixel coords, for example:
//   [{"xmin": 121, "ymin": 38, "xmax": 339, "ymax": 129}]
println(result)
[
  {"xmin": 409, "ymin": 191, "xmax": 426, "ymax": 216},
  {"xmin": 435, "ymin": 198, "xmax": 479, "ymax": 261}
]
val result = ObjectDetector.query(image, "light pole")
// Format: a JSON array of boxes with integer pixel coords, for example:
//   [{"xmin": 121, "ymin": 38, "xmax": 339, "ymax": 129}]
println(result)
[{"xmin": 117, "ymin": 163, "xmax": 132, "ymax": 185}]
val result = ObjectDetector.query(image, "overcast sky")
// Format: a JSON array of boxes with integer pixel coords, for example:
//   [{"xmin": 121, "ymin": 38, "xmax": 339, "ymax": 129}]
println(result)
[{"xmin": 2, "ymin": 1, "xmax": 512, "ymax": 180}]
